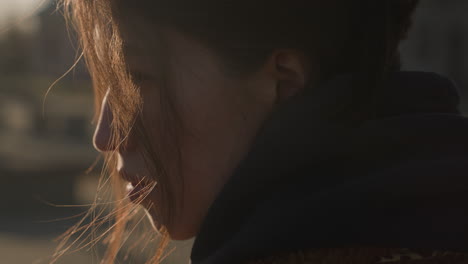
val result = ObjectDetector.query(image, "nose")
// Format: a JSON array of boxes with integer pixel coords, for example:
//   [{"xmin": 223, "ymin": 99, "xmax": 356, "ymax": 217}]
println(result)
[{"xmin": 93, "ymin": 91, "xmax": 114, "ymax": 152}]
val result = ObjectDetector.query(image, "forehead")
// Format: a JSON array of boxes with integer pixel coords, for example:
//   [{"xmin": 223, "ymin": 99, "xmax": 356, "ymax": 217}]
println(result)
[
  {"xmin": 111, "ymin": 6, "xmax": 228, "ymax": 79},
  {"xmin": 118, "ymin": 14, "xmax": 161, "ymax": 49},
  {"xmin": 110, "ymin": 2, "xmax": 220, "ymax": 65},
  {"xmin": 115, "ymin": 14, "xmax": 168, "ymax": 70}
]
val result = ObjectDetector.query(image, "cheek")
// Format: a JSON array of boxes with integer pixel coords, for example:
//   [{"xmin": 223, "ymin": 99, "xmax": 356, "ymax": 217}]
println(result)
[
  {"xmin": 176, "ymin": 85, "xmax": 251, "ymax": 196},
  {"xmin": 139, "ymin": 86, "xmax": 180, "ymax": 159},
  {"xmin": 136, "ymin": 76, "xmax": 259, "ymax": 238},
  {"xmin": 177, "ymin": 86, "xmax": 244, "ymax": 169},
  {"xmin": 177, "ymin": 78, "xmax": 245, "ymax": 139}
]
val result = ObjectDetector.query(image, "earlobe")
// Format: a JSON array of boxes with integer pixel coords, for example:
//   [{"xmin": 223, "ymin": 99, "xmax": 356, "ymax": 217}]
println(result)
[{"xmin": 274, "ymin": 51, "xmax": 309, "ymax": 102}]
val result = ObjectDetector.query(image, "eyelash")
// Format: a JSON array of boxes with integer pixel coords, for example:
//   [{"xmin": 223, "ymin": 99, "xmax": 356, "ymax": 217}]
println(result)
[{"xmin": 130, "ymin": 71, "xmax": 154, "ymax": 84}]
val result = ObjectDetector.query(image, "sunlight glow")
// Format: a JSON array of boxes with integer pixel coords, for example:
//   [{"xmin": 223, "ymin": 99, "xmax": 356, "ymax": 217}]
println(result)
[{"xmin": 0, "ymin": 0, "xmax": 49, "ymax": 26}]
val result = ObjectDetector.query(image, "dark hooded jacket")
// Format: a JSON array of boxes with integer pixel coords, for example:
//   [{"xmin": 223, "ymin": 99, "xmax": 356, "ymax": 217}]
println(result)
[{"xmin": 190, "ymin": 71, "xmax": 468, "ymax": 264}]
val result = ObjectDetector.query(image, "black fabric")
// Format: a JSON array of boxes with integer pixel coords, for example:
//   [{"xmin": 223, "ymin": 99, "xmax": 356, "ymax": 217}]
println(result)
[{"xmin": 190, "ymin": 71, "xmax": 468, "ymax": 264}]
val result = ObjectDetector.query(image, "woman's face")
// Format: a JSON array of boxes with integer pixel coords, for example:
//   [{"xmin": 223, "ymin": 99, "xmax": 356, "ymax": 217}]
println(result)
[
  {"xmin": 94, "ymin": 27, "xmax": 275, "ymax": 240},
  {"xmin": 93, "ymin": 23, "xmax": 309, "ymax": 240}
]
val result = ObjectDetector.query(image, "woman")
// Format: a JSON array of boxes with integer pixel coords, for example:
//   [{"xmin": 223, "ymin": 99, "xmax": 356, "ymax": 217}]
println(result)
[{"xmin": 58, "ymin": 0, "xmax": 468, "ymax": 263}]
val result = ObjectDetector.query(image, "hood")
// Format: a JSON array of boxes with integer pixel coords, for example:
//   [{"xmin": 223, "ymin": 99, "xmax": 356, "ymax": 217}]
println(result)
[{"xmin": 191, "ymin": 71, "xmax": 468, "ymax": 264}]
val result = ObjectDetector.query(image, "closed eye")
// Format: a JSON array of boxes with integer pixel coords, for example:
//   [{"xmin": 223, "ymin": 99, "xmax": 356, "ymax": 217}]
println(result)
[{"xmin": 130, "ymin": 71, "xmax": 155, "ymax": 84}]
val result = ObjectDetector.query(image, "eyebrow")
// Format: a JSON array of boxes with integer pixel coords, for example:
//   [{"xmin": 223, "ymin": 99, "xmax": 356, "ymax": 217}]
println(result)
[
  {"xmin": 123, "ymin": 49, "xmax": 161, "ymax": 75},
  {"xmin": 123, "ymin": 44, "xmax": 141, "ymax": 57},
  {"xmin": 123, "ymin": 43, "xmax": 161, "ymax": 63}
]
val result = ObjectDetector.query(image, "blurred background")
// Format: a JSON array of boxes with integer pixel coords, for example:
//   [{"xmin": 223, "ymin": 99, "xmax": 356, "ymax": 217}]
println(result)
[{"xmin": 0, "ymin": 0, "xmax": 467, "ymax": 263}]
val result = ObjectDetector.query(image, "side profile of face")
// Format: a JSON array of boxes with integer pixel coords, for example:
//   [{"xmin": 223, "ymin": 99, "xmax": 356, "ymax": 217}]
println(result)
[{"xmin": 93, "ymin": 21, "xmax": 310, "ymax": 240}]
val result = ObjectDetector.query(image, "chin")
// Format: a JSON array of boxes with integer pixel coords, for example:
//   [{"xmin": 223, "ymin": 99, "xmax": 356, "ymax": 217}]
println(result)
[
  {"xmin": 145, "ymin": 207, "xmax": 196, "ymax": 240},
  {"xmin": 167, "ymin": 228, "xmax": 197, "ymax": 241}
]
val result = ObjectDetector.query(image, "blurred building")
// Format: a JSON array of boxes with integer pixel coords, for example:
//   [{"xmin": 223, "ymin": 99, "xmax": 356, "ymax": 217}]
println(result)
[
  {"xmin": 0, "ymin": 0, "xmax": 95, "ymax": 216},
  {"xmin": 0, "ymin": 82, "xmax": 95, "ymax": 214},
  {"xmin": 401, "ymin": 0, "xmax": 468, "ymax": 112}
]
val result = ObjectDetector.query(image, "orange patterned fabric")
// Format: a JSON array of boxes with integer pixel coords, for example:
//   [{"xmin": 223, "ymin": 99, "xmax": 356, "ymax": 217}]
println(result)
[{"xmin": 248, "ymin": 247, "xmax": 468, "ymax": 264}]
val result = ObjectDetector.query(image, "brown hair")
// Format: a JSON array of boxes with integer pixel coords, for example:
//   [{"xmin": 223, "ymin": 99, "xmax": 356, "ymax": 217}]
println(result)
[{"xmin": 55, "ymin": 0, "xmax": 420, "ymax": 263}]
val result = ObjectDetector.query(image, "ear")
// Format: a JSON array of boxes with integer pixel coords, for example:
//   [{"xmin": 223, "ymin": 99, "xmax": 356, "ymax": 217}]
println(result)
[{"xmin": 273, "ymin": 50, "xmax": 311, "ymax": 102}]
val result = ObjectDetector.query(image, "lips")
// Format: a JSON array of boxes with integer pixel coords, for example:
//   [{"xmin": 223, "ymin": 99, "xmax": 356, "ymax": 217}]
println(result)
[
  {"xmin": 126, "ymin": 182, "xmax": 148, "ymax": 203},
  {"xmin": 118, "ymin": 168, "xmax": 142, "ymax": 185},
  {"xmin": 118, "ymin": 168, "xmax": 153, "ymax": 203}
]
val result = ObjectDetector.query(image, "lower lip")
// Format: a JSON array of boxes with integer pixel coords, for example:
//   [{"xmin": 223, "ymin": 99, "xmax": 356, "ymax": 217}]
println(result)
[{"xmin": 126, "ymin": 183, "xmax": 146, "ymax": 203}]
